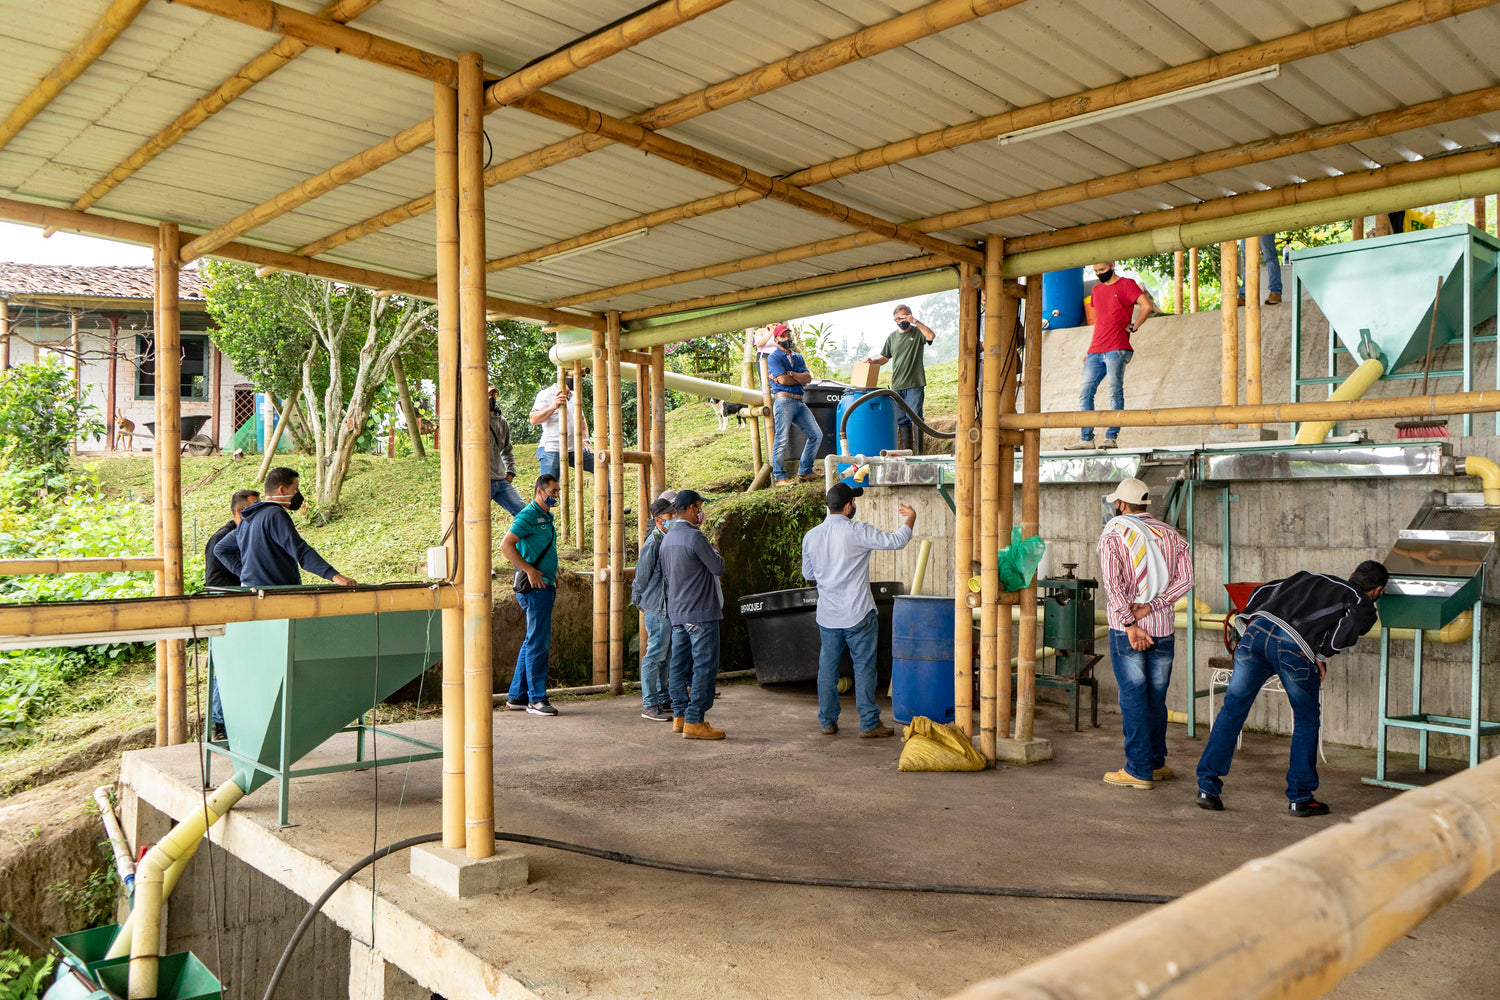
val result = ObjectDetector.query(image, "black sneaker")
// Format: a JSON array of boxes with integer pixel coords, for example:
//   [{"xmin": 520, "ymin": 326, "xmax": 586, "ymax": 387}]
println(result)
[
  {"xmin": 210, "ymin": 723, "xmax": 227, "ymax": 743},
  {"xmin": 1196, "ymin": 791, "xmax": 1224, "ymax": 811},
  {"xmin": 641, "ymin": 706, "xmax": 672, "ymax": 722},
  {"xmin": 527, "ymin": 701, "xmax": 559, "ymax": 717},
  {"xmin": 1288, "ymin": 798, "xmax": 1330, "ymax": 817},
  {"xmin": 504, "ymin": 700, "xmax": 527, "ymax": 711}
]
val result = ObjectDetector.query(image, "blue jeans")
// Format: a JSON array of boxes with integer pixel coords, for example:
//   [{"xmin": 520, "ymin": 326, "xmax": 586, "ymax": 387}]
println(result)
[
  {"xmin": 209, "ymin": 673, "xmax": 223, "ymax": 726},
  {"xmin": 1109, "ymin": 628, "xmax": 1174, "ymax": 781},
  {"xmin": 507, "ymin": 586, "xmax": 555, "ymax": 704},
  {"xmin": 1197, "ymin": 620, "xmax": 1322, "ymax": 803},
  {"xmin": 668, "ymin": 621, "xmax": 720, "ymax": 724},
  {"xmin": 490, "ymin": 477, "xmax": 526, "ymax": 516},
  {"xmin": 640, "ymin": 610, "xmax": 671, "ymax": 710},
  {"xmin": 538, "ymin": 448, "xmax": 595, "ymax": 480},
  {"xmin": 1078, "ymin": 349, "xmax": 1132, "ymax": 441},
  {"xmin": 895, "ymin": 386, "xmax": 924, "ymax": 429},
  {"xmin": 817, "ymin": 610, "xmax": 881, "ymax": 731},
  {"xmin": 772, "ymin": 397, "xmax": 822, "ymax": 480},
  {"xmin": 1237, "ymin": 234, "xmax": 1284, "ymax": 296}
]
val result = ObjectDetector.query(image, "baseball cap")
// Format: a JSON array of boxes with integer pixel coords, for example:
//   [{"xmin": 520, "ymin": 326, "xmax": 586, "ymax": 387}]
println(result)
[
  {"xmin": 672, "ymin": 489, "xmax": 705, "ymax": 510},
  {"xmin": 770, "ymin": 322, "xmax": 791, "ymax": 338},
  {"xmin": 1103, "ymin": 478, "xmax": 1150, "ymax": 505},
  {"xmin": 657, "ymin": 489, "xmax": 677, "ymax": 504},
  {"xmin": 648, "ymin": 498, "xmax": 673, "ymax": 517},
  {"xmin": 826, "ymin": 482, "xmax": 864, "ymax": 509}
]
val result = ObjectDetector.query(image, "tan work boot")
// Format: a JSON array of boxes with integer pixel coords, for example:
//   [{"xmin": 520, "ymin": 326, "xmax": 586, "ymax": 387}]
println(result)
[
  {"xmin": 1264, "ymin": 292, "xmax": 1282, "ymax": 305},
  {"xmin": 1152, "ymin": 765, "xmax": 1174, "ymax": 781},
  {"xmin": 1103, "ymin": 768, "xmax": 1154, "ymax": 790},
  {"xmin": 672, "ymin": 716, "xmax": 685, "ymax": 733},
  {"xmin": 859, "ymin": 722, "xmax": 895, "ymax": 738},
  {"xmin": 774, "ymin": 478, "xmax": 796, "ymax": 487},
  {"xmin": 683, "ymin": 721, "xmax": 725, "ymax": 740},
  {"xmin": 798, "ymin": 473, "xmax": 821, "ymax": 482}
]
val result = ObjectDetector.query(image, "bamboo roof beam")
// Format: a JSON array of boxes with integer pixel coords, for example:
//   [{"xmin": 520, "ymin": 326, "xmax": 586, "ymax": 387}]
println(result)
[
  {"xmin": 502, "ymin": 0, "xmax": 1498, "ymax": 288},
  {"xmin": 170, "ymin": 0, "xmax": 733, "ymax": 262},
  {"xmin": 551, "ymin": 83, "xmax": 1500, "ymax": 309},
  {"xmin": 0, "ymin": 197, "xmax": 603, "ymax": 331},
  {"xmin": 71, "ymin": 0, "xmax": 385, "ymax": 214},
  {"xmin": 0, "ymin": 0, "xmax": 150, "ymax": 152},
  {"xmin": 293, "ymin": 0, "xmax": 1031, "ymax": 260}
]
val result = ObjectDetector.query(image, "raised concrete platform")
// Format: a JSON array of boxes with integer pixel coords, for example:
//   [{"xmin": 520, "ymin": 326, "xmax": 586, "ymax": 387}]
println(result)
[{"xmin": 120, "ymin": 684, "xmax": 1500, "ymax": 1000}]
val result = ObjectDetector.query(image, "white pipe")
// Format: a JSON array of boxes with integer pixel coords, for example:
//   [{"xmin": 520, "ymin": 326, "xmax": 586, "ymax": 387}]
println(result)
[
  {"xmin": 580, "ymin": 356, "xmax": 761, "ymax": 406},
  {"xmin": 94, "ymin": 785, "xmax": 135, "ymax": 894}
]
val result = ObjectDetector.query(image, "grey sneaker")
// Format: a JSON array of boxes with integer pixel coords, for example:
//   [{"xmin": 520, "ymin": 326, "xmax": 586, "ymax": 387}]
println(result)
[
  {"xmin": 641, "ymin": 706, "xmax": 673, "ymax": 722},
  {"xmin": 1099, "ymin": 438, "xmax": 1119, "ymax": 450},
  {"xmin": 504, "ymin": 700, "xmax": 527, "ymax": 711},
  {"xmin": 526, "ymin": 701, "xmax": 559, "ymax": 717},
  {"xmin": 1063, "ymin": 439, "xmax": 1095, "ymax": 451}
]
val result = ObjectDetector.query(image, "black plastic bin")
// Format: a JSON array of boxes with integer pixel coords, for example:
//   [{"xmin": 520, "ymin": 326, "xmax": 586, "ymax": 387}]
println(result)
[
  {"xmin": 740, "ymin": 581, "xmax": 905, "ymax": 684},
  {"xmin": 782, "ymin": 379, "xmax": 847, "ymax": 463}
]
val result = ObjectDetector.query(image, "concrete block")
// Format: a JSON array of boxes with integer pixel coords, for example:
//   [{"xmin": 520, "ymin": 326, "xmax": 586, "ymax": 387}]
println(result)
[
  {"xmin": 1207, "ymin": 427, "xmax": 1277, "ymax": 442},
  {"xmin": 994, "ymin": 737, "xmax": 1054, "ymax": 764},
  {"xmin": 410, "ymin": 844, "xmax": 528, "ymax": 897}
]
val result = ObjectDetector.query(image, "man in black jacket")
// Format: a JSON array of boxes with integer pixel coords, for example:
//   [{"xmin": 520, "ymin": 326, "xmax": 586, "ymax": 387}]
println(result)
[
  {"xmin": 1196, "ymin": 560, "xmax": 1387, "ymax": 816},
  {"xmin": 214, "ymin": 468, "xmax": 356, "ymax": 588},
  {"xmin": 204, "ymin": 488, "xmax": 259, "ymax": 589}
]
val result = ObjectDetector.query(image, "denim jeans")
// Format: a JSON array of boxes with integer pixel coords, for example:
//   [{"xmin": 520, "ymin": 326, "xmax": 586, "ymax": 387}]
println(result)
[
  {"xmin": 817, "ymin": 609, "xmax": 881, "ymax": 731},
  {"xmin": 895, "ymin": 386, "xmax": 925, "ymax": 428},
  {"xmin": 1238, "ymin": 234, "xmax": 1284, "ymax": 296},
  {"xmin": 490, "ymin": 477, "xmax": 526, "ymax": 516},
  {"xmin": 640, "ymin": 610, "xmax": 671, "ymax": 710},
  {"xmin": 1197, "ymin": 620, "xmax": 1322, "ymax": 803},
  {"xmin": 668, "ymin": 621, "xmax": 720, "ymax": 724},
  {"xmin": 772, "ymin": 397, "xmax": 823, "ymax": 480},
  {"xmin": 209, "ymin": 673, "xmax": 223, "ymax": 726},
  {"xmin": 1078, "ymin": 349, "xmax": 1133, "ymax": 441},
  {"xmin": 538, "ymin": 448, "xmax": 595, "ymax": 480},
  {"xmin": 1109, "ymin": 628, "xmax": 1174, "ymax": 780},
  {"xmin": 507, "ymin": 586, "xmax": 555, "ymax": 705}
]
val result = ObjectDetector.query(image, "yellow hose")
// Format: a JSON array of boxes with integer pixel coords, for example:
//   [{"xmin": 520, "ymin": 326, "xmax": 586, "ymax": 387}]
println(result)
[
  {"xmin": 1465, "ymin": 456, "xmax": 1500, "ymax": 506},
  {"xmin": 1294, "ymin": 357, "xmax": 1384, "ymax": 444}
]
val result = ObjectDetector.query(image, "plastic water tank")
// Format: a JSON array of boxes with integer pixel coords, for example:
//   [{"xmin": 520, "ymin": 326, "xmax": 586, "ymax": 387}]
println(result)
[
  {"xmin": 890, "ymin": 595, "xmax": 956, "ymax": 725},
  {"xmin": 835, "ymin": 388, "xmax": 897, "ymax": 485},
  {"xmin": 1042, "ymin": 268, "xmax": 1086, "ymax": 329}
]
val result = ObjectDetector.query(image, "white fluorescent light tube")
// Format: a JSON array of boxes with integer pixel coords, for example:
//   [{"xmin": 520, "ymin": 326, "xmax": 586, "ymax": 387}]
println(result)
[
  {"xmin": 0, "ymin": 623, "xmax": 227, "ymax": 651},
  {"xmin": 531, "ymin": 227, "xmax": 650, "ymax": 265},
  {"xmin": 996, "ymin": 66, "xmax": 1281, "ymax": 146}
]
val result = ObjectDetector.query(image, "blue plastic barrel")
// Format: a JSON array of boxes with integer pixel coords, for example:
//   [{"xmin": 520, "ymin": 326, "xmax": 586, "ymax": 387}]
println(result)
[
  {"xmin": 891, "ymin": 595, "xmax": 956, "ymax": 725},
  {"xmin": 1042, "ymin": 268, "xmax": 1086, "ymax": 329},
  {"xmin": 836, "ymin": 388, "xmax": 897, "ymax": 484}
]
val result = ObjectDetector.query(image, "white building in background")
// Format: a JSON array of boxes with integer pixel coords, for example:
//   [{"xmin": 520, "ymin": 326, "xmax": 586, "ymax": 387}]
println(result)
[{"xmin": 0, "ymin": 263, "xmax": 260, "ymax": 453}]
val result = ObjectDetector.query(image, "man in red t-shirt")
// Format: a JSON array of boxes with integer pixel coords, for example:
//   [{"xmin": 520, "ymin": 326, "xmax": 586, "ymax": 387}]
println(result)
[{"xmin": 1065, "ymin": 261, "xmax": 1155, "ymax": 450}]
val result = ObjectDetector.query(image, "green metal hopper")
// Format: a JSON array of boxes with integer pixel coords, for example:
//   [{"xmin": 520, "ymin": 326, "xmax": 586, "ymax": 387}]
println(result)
[{"xmin": 205, "ymin": 605, "xmax": 442, "ymax": 825}]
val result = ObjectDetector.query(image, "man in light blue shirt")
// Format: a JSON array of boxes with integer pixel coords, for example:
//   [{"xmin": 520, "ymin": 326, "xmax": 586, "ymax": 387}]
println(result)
[{"xmin": 801, "ymin": 483, "xmax": 916, "ymax": 737}]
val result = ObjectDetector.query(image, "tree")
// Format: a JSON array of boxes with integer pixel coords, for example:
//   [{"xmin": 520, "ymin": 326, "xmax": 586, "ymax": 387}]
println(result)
[
  {"xmin": 0, "ymin": 358, "xmax": 103, "ymax": 500},
  {"xmin": 1121, "ymin": 222, "xmax": 1350, "ymax": 311}
]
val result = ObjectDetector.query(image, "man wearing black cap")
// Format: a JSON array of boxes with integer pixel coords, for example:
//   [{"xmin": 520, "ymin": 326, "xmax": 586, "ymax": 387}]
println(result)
[
  {"xmin": 631, "ymin": 496, "xmax": 676, "ymax": 722},
  {"xmin": 660, "ymin": 489, "xmax": 727, "ymax": 739},
  {"xmin": 801, "ymin": 483, "xmax": 916, "ymax": 737}
]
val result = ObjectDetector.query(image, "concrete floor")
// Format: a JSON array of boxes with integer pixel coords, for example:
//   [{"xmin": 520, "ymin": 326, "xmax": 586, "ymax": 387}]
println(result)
[{"xmin": 126, "ymin": 682, "xmax": 1500, "ymax": 1000}]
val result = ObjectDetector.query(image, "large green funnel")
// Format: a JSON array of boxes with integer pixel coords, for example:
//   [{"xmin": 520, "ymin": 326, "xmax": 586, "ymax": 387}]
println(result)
[
  {"xmin": 1292, "ymin": 224, "xmax": 1500, "ymax": 373},
  {"xmin": 209, "ymin": 610, "xmax": 441, "ymax": 804}
]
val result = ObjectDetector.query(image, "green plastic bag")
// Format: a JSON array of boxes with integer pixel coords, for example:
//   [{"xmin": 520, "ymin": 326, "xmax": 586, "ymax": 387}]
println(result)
[{"xmin": 997, "ymin": 526, "xmax": 1046, "ymax": 592}]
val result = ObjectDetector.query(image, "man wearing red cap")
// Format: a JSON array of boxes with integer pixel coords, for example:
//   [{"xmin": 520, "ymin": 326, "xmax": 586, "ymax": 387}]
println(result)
[{"xmin": 766, "ymin": 324, "xmax": 823, "ymax": 486}]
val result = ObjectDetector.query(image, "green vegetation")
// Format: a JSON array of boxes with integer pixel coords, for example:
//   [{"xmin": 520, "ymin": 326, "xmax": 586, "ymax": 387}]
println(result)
[{"xmin": 0, "ymin": 948, "xmax": 55, "ymax": 1000}]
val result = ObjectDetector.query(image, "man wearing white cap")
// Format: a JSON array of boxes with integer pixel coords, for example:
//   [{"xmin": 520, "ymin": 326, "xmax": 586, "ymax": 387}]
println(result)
[{"xmin": 1097, "ymin": 478, "xmax": 1193, "ymax": 790}]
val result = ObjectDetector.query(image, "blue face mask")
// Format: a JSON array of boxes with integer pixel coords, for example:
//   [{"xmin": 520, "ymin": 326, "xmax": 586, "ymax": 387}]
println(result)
[{"xmin": 544, "ymin": 495, "xmax": 559, "ymax": 508}]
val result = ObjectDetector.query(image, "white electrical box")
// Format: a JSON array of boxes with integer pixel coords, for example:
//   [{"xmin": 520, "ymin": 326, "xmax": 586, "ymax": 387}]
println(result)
[{"xmin": 425, "ymin": 546, "xmax": 448, "ymax": 579}]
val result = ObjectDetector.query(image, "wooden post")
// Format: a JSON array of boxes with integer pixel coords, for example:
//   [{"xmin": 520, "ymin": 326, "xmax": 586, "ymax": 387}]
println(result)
[
  {"xmin": 390, "ymin": 354, "xmax": 426, "ymax": 459},
  {"xmin": 635, "ymin": 350, "xmax": 650, "ymax": 685},
  {"xmin": 0, "ymin": 298, "xmax": 8, "ymax": 370},
  {"xmin": 457, "ymin": 52, "xmax": 493, "ymax": 861},
  {"xmin": 572, "ymin": 360, "xmax": 585, "ymax": 550},
  {"xmin": 1015, "ymin": 275, "xmax": 1043, "ymax": 743},
  {"xmin": 650, "ymin": 344, "xmax": 667, "ymax": 499},
  {"xmin": 433, "ymin": 78, "xmax": 464, "ymax": 852},
  {"xmin": 1247, "ymin": 239, "xmax": 1263, "ymax": 429},
  {"xmin": 70, "ymin": 310, "xmax": 80, "ymax": 456},
  {"xmin": 607, "ymin": 311, "xmax": 626, "ymax": 695},
  {"xmin": 209, "ymin": 344, "xmax": 221, "ymax": 448},
  {"xmin": 742, "ymin": 333, "xmax": 765, "ymax": 487},
  {"xmin": 954, "ymin": 262, "xmax": 978, "ymax": 737},
  {"xmin": 760, "ymin": 354, "xmax": 775, "ymax": 483},
  {"xmin": 255, "ymin": 395, "xmax": 296, "ymax": 482},
  {"xmin": 995, "ymin": 287, "xmax": 1017, "ymax": 747},
  {"xmin": 1352, "ymin": 216, "xmax": 1364, "ymax": 241},
  {"xmin": 979, "ymin": 240, "xmax": 1003, "ymax": 763},
  {"xmin": 1221, "ymin": 241, "xmax": 1239, "ymax": 427},
  {"xmin": 1188, "ymin": 247, "xmax": 1199, "ymax": 312},
  {"xmin": 1173, "ymin": 251, "xmax": 1184, "ymax": 315},
  {"xmin": 592, "ymin": 329, "xmax": 608, "ymax": 685},
  {"xmin": 105, "ymin": 314, "xmax": 119, "ymax": 449},
  {"xmin": 556, "ymin": 366, "xmax": 569, "ymax": 542},
  {"xmin": 157, "ymin": 224, "xmax": 186, "ymax": 745},
  {"xmin": 1475, "ymin": 197, "xmax": 1487, "ymax": 234},
  {"xmin": 151, "ymin": 244, "xmax": 167, "ymax": 748}
]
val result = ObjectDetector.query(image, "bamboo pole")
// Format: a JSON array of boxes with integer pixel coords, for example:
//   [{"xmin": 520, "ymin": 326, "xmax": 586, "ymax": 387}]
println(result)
[
  {"xmin": 1246, "ymin": 239, "xmax": 1262, "ymax": 428},
  {"xmin": 434, "ymin": 79, "xmax": 464, "ymax": 852},
  {"xmin": 254, "ymin": 394, "xmax": 296, "ymax": 483},
  {"xmin": 1475, "ymin": 197, "xmax": 1488, "ymax": 233},
  {"xmin": 1188, "ymin": 248, "xmax": 1200, "ymax": 312},
  {"xmin": 607, "ymin": 312, "xmax": 626, "ymax": 696},
  {"xmin": 995, "ymin": 290, "xmax": 1017, "ymax": 747},
  {"xmin": 0, "ymin": 557, "xmax": 163, "ymax": 575},
  {"xmin": 741, "ymin": 334, "xmax": 765, "ymax": 488},
  {"xmin": 0, "ymin": 299, "xmax": 8, "ymax": 370},
  {"xmin": 457, "ymin": 52, "xmax": 493, "ymax": 861},
  {"xmin": 572, "ymin": 360, "xmax": 586, "ymax": 550},
  {"xmin": 157, "ymin": 223, "xmax": 187, "ymax": 746},
  {"xmin": 209, "ymin": 345, "xmax": 221, "ymax": 448},
  {"xmin": 592, "ymin": 328, "xmax": 608, "ymax": 685},
  {"xmin": 105, "ymin": 315, "xmax": 119, "ymax": 445},
  {"xmin": 69, "ymin": 310, "xmax": 80, "ymax": 456},
  {"xmin": 1173, "ymin": 251, "xmax": 1184, "ymax": 315},
  {"xmin": 151, "ymin": 242, "xmax": 166, "ymax": 748},
  {"xmin": 390, "ymin": 354, "xmax": 426, "ymax": 459},
  {"xmin": 954, "ymin": 263, "xmax": 979, "ymax": 738},
  {"xmin": 1015, "ymin": 276, "xmax": 1042, "ymax": 743},
  {"xmin": 635, "ymin": 350, "xmax": 650, "ymax": 685},
  {"xmin": 979, "ymin": 241, "xmax": 1003, "ymax": 764},
  {"xmin": 1221, "ymin": 241, "xmax": 1238, "ymax": 426},
  {"xmin": 0, "ymin": 0, "xmax": 150, "ymax": 152},
  {"xmin": 1352, "ymin": 216, "xmax": 1365, "ymax": 240},
  {"xmin": 760, "ymin": 354, "xmax": 775, "ymax": 483},
  {"xmin": 650, "ymin": 345, "xmax": 667, "ymax": 499},
  {"xmin": 556, "ymin": 366, "xmax": 570, "ymax": 543}
]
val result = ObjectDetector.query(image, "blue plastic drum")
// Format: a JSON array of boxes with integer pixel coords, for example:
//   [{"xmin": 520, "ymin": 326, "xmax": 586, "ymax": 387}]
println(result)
[
  {"xmin": 1042, "ymin": 268, "xmax": 1086, "ymax": 329},
  {"xmin": 835, "ymin": 388, "xmax": 897, "ymax": 485},
  {"xmin": 891, "ymin": 595, "xmax": 956, "ymax": 725}
]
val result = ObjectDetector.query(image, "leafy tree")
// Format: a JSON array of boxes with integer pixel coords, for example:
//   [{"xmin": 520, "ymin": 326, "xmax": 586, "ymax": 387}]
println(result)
[
  {"xmin": 1122, "ymin": 222, "xmax": 1350, "ymax": 311},
  {"xmin": 0, "ymin": 358, "xmax": 103, "ymax": 501}
]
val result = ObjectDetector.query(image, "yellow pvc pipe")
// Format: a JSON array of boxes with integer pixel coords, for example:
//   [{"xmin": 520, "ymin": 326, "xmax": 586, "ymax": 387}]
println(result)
[
  {"xmin": 1294, "ymin": 357, "xmax": 1385, "ymax": 444},
  {"xmin": 909, "ymin": 539, "xmax": 932, "ymax": 596},
  {"xmin": 1465, "ymin": 455, "xmax": 1500, "ymax": 506}
]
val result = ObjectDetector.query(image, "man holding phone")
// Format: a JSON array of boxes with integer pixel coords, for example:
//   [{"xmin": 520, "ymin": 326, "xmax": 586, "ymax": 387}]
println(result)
[{"xmin": 865, "ymin": 304, "xmax": 936, "ymax": 452}]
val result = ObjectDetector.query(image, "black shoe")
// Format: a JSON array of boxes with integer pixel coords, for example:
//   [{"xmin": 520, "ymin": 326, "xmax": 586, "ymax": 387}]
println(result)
[
  {"xmin": 1288, "ymin": 798, "xmax": 1330, "ymax": 817},
  {"xmin": 527, "ymin": 701, "xmax": 559, "ymax": 717},
  {"xmin": 1196, "ymin": 791, "xmax": 1224, "ymax": 811},
  {"xmin": 210, "ymin": 723, "xmax": 227, "ymax": 743}
]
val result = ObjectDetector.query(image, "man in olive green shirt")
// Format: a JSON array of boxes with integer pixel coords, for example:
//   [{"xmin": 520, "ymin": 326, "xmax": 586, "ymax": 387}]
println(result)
[{"xmin": 865, "ymin": 303, "xmax": 936, "ymax": 452}]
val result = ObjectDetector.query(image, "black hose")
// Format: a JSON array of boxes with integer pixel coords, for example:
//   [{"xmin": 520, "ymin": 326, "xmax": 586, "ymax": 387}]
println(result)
[
  {"xmin": 261, "ymin": 830, "xmax": 1177, "ymax": 1000},
  {"xmin": 837, "ymin": 386, "xmax": 955, "ymax": 446}
]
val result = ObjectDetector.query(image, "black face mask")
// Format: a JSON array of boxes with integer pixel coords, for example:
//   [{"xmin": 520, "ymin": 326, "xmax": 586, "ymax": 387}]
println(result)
[
  {"xmin": 288, "ymin": 491, "xmax": 305, "ymax": 512},
  {"xmin": 777, "ymin": 338, "xmax": 793, "ymax": 350},
  {"xmin": 489, "ymin": 398, "xmax": 500, "ymax": 414},
  {"xmin": 1096, "ymin": 268, "xmax": 1114, "ymax": 283},
  {"xmin": 897, "ymin": 319, "xmax": 912, "ymax": 331}
]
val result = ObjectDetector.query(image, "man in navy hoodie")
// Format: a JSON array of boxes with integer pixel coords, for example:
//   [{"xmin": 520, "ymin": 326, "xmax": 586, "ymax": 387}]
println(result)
[{"xmin": 214, "ymin": 467, "xmax": 356, "ymax": 588}]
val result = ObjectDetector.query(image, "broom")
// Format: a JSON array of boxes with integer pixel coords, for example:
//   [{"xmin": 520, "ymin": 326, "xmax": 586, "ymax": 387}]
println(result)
[{"xmin": 1395, "ymin": 276, "xmax": 1449, "ymax": 439}]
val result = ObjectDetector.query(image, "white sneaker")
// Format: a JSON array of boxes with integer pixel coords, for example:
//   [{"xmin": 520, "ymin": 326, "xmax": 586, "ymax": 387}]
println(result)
[{"xmin": 1063, "ymin": 439, "xmax": 1096, "ymax": 451}]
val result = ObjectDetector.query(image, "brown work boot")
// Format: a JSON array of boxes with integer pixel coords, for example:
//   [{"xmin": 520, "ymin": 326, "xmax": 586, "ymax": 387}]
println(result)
[
  {"xmin": 1152, "ymin": 765, "xmax": 1174, "ymax": 782},
  {"xmin": 859, "ymin": 722, "xmax": 895, "ymax": 738},
  {"xmin": 1235, "ymin": 295, "xmax": 1246, "ymax": 306},
  {"xmin": 683, "ymin": 721, "xmax": 725, "ymax": 740},
  {"xmin": 1264, "ymin": 292, "xmax": 1282, "ymax": 305},
  {"xmin": 798, "ymin": 473, "xmax": 821, "ymax": 482},
  {"xmin": 774, "ymin": 478, "xmax": 796, "ymax": 487},
  {"xmin": 672, "ymin": 716, "xmax": 685, "ymax": 733}
]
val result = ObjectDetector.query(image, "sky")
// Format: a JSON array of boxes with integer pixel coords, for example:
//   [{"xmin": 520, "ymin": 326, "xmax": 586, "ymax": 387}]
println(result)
[{"xmin": 0, "ymin": 221, "xmax": 153, "ymax": 266}]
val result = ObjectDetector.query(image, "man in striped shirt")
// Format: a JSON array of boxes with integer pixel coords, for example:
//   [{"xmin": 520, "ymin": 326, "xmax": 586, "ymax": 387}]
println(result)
[{"xmin": 1096, "ymin": 478, "xmax": 1194, "ymax": 790}]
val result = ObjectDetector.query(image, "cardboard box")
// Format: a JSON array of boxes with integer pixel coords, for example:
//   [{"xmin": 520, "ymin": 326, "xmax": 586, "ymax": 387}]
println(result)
[{"xmin": 849, "ymin": 361, "xmax": 881, "ymax": 388}]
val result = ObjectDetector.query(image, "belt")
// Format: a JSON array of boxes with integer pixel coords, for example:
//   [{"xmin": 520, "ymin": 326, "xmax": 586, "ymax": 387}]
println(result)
[{"xmin": 775, "ymin": 392, "xmax": 804, "ymax": 401}]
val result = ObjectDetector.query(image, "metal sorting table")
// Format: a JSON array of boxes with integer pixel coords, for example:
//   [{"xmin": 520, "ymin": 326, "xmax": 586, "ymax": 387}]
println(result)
[{"xmin": 1366, "ymin": 491, "xmax": 1500, "ymax": 790}]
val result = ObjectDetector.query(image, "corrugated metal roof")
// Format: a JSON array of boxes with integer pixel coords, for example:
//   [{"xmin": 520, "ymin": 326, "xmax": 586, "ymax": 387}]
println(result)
[{"xmin": 0, "ymin": 0, "xmax": 1498, "ymax": 319}]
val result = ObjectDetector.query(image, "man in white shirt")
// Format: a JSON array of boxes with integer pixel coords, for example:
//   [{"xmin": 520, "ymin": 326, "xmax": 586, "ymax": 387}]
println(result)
[
  {"xmin": 529, "ymin": 375, "xmax": 594, "ymax": 480},
  {"xmin": 801, "ymin": 483, "xmax": 916, "ymax": 738}
]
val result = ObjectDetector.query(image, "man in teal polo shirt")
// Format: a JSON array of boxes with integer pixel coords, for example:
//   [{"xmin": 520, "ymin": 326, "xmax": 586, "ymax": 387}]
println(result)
[
  {"xmin": 500, "ymin": 474, "xmax": 561, "ymax": 716},
  {"xmin": 865, "ymin": 303, "xmax": 936, "ymax": 452}
]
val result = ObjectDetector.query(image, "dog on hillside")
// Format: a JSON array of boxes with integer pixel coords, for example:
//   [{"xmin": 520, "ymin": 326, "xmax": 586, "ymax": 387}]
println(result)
[{"xmin": 707, "ymin": 398, "xmax": 747, "ymax": 431}]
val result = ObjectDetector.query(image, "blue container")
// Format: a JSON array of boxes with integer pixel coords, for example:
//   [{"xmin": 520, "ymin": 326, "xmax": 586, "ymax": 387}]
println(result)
[
  {"xmin": 835, "ymin": 388, "xmax": 897, "ymax": 485},
  {"xmin": 891, "ymin": 595, "xmax": 956, "ymax": 725},
  {"xmin": 1042, "ymin": 268, "xmax": 1086, "ymax": 329}
]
